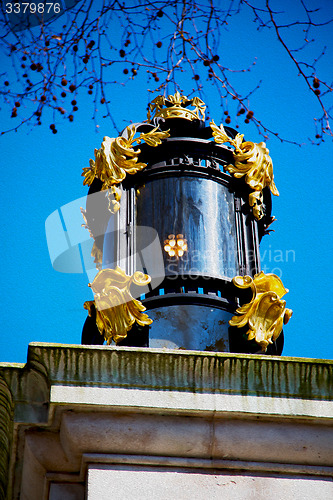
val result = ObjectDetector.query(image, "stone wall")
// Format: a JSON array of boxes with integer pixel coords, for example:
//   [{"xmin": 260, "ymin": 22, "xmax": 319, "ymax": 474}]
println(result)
[{"xmin": 0, "ymin": 343, "xmax": 332, "ymax": 499}]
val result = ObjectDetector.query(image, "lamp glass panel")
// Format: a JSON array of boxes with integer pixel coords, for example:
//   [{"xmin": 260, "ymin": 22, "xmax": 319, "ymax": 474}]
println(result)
[{"xmin": 135, "ymin": 176, "xmax": 238, "ymax": 279}]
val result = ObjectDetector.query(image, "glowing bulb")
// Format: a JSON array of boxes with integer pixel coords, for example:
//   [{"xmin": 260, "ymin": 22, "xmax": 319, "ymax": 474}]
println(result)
[{"xmin": 164, "ymin": 233, "xmax": 187, "ymax": 257}]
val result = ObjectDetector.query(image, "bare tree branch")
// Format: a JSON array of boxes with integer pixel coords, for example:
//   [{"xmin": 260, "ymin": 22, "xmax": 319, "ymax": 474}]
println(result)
[{"xmin": 0, "ymin": 0, "xmax": 331, "ymax": 143}]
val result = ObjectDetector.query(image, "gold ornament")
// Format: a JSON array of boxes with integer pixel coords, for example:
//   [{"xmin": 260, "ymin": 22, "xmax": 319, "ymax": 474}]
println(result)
[
  {"xmin": 229, "ymin": 272, "xmax": 292, "ymax": 352},
  {"xmin": 81, "ymin": 125, "xmax": 169, "ymax": 270},
  {"xmin": 210, "ymin": 120, "xmax": 279, "ymax": 220},
  {"xmin": 80, "ymin": 207, "xmax": 103, "ymax": 269},
  {"xmin": 82, "ymin": 125, "xmax": 170, "ymax": 212},
  {"xmin": 84, "ymin": 267, "xmax": 153, "ymax": 344},
  {"xmin": 148, "ymin": 92, "xmax": 206, "ymax": 122},
  {"xmin": 82, "ymin": 126, "xmax": 145, "ymax": 190},
  {"xmin": 107, "ymin": 185, "xmax": 122, "ymax": 214},
  {"xmin": 139, "ymin": 126, "xmax": 170, "ymax": 147}
]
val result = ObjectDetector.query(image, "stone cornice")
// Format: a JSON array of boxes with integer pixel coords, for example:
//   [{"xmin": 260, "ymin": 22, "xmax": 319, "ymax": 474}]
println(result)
[
  {"xmin": 1, "ymin": 343, "xmax": 332, "ymax": 499},
  {"xmin": 28, "ymin": 342, "xmax": 333, "ymax": 401},
  {"xmin": 1, "ymin": 343, "xmax": 332, "ymax": 423}
]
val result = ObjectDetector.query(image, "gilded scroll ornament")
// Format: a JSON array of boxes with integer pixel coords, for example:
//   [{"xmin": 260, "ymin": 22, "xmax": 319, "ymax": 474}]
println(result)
[
  {"xmin": 148, "ymin": 92, "xmax": 206, "ymax": 122},
  {"xmin": 210, "ymin": 120, "xmax": 279, "ymax": 220},
  {"xmin": 80, "ymin": 207, "xmax": 103, "ymax": 269},
  {"xmin": 139, "ymin": 126, "xmax": 170, "ymax": 147},
  {"xmin": 82, "ymin": 126, "xmax": 145, "ymax": 190},
  {"xmin": 229, "ymin": 272, "xmax": 292, "ymax": 351},
  {"xmin": 82, "ymin": 125, "xmax": 170, "ymax": 212},
  {"xmin": 107, "ymin": 185, "xmax": 122, "ymax": 214},
  {"xmin": 84, "ymin": 267, "xmax": 153, "ymax": 344}
]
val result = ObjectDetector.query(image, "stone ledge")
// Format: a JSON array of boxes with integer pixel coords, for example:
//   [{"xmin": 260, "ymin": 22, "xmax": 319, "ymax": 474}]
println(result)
[
  {"xmin": 28, "ymin": 342, "xmax": 333, "ymax": 401},
  {"xmin": 1, "ymin": 343, "xmax": 332, "ymax": 500},
  {"xmin": 1, "ymin": 343, "xmax": 332, "ymax": 425},
  {"xmin": 81, "ymin": 453, "xmax": 333, "ymax": 478},
  {"xmin": 18, "ymin": 406, "xmax": 333, "ymax": 500},
  {"xmin": 58, "ymin": 411, "xmax": 333, "ymax": 468},
  {"xmin": 86, "ymin": 462, "xmax": 333, "ymax": 500},
  {"xmin": 50, "ymin": 385, "xmax": 333, "ymax": 419}
]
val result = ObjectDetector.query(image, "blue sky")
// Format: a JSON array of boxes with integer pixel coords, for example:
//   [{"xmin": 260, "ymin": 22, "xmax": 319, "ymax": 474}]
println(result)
[{"xmin": 1, "ymin": 1, "xmax": 332, "ymax": 363}]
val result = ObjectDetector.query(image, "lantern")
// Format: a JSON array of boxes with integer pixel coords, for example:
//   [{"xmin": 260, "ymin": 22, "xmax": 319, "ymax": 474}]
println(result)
[{"xmin": 81, "ymin": 92, "xmax": 291, "ymax": 354}]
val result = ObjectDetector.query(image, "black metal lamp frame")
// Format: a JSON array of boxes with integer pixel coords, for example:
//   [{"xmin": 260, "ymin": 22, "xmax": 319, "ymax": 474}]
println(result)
[{"xmin": 82, "ymin": 119, "xmax": 282, "ymax": 354}]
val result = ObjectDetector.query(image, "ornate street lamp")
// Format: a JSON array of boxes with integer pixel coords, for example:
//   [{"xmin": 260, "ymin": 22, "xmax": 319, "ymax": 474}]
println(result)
[{"xmin": 81, "ymin": 92, "xmax": 292, "ymax": 354}]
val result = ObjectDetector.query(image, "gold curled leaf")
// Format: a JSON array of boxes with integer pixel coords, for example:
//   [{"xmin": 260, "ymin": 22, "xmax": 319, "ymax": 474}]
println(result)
[
  {"xmin": 107, "ymin": 185, "xmax": 122, "ymax": 214},
  {"xmin": 100, "ymin": 127, "xmax": 147, "ymax": 187},
  {"xmin": 210, "ymin": 120, "xmax": 279, "ymax": 220},
  {"xmin": 80, "ymin": 207, "xmax": 91, "ymax": 235},
  {"xmin": 84, "ymin": 266, "xmax": 153, "ymax": 344},
  {"xmin": 230, "ymin": 272, "xmax": 292, "ymax": 352},
  {"xmin": 82, "ymin": 124, "xmax": 169, "ymax": 206},
  {"xmin": 210, "ymin": 120, "xmax": 234, "ymax": 145},
  {"xmin": 80, "ymin": 207, "xmax": 103, "ymax": 269},
  {"xmin": 81, "ymin": 126, "xmax": 144, "ymax": 212},
  {"xmin": 139, "ymin": 127, "xmax": 170, "ymax": 147},
  {"xmin": 249, "ymin": 190, "xmax": 264, "ymax": 221},
  {"xmin": 82, "ymin": 158, "xmax": 97, "ymax": 187},
  {"xmin": 91, "ymin": 241, "xmax": 103, "ymax": 269}
]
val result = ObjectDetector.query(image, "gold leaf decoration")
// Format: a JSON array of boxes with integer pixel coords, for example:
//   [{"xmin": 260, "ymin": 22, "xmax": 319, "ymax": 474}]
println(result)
[
  {"xmin": 82, "ymin": 158, "xmax": 97, "ymax": 187},
  {"xmin": 82, "ymin": 125, "xmax": 169, "ymax": 213},
  {"xmin": 139, "ymin": 126, "xmax": 170, "ymax": 147},
  {"xmin": 210, "ymin": 120, "xmax": 279, "ymax": 220},
  {"xmin": 229, "ymin": 272, "xmax": 292, "ymax": 352},
  {"xmin": 249, "ymin": 190, "xmax": 264, "ymax": 221},
  {"xmin": 84, "ymin": 267, "xmax": 153, "ymax": 344},
  {"xmin": 149, "ymin": 92, "xmax": 206, "ymax": 121},
  {"xmin": 81, "ymin": 124, "xmax": 169, "ymax": 270},
  {"xmin": 107, "ymin": 185, "xmax": 122, "ymax": 214},
  {"xmin": 80, "ymin": 207, "xmax": 103, "ymax": 269},
  {"xmin": 91, "ymin": 242, "xmax": 103, "ymax": 269},
  {"xmin": 101, "ymin": 126, "xmax": 147, "ymax": 187}
]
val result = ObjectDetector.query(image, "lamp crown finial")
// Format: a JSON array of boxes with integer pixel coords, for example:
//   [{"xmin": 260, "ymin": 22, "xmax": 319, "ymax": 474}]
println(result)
[{"xmin": 148, "ymin": 92, "xmax": 206, "ymax": 122}]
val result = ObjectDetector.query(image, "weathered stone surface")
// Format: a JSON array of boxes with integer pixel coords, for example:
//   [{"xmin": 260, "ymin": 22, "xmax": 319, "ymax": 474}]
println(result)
[
  {"xmin": 49, "ymin": 483, "xmax": 85, "ymax": 500},
  {"xmin": 0, "ymin": 343, "xmax": 332, "ymax": 500},
  {"xmin": 26, "ymin": 343, "xmax": 333, "ymax": 400},
  {"xmin": 0, "ymin": 376, "xmax": 13, "ymax": 500},
  {"xmin": 87, "ymin": 464, "xmax": 333, "ymax": 500}
]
